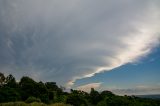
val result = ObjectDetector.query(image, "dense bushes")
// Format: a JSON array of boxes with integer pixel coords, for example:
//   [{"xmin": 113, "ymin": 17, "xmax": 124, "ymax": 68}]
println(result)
[
  {"xmin": 66, "ymin": 94, "xmax": 87, "ymax": 106},
  {"xmin": 0, "ymin": 72, "xmax": 160, "ymax": 106},
  {"xmin": 25, "ymin": 97, "xmax": 41, "ymax": 103},
  {"xmin": 0, "ymin": 87, "xmax": 21, "ymax": 103}
]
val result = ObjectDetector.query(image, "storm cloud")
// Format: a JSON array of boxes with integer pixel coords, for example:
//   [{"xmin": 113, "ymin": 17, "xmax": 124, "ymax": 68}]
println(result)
[{"xmin": 0, "ymin": 0, "xmax": 160, "ymax": 87}]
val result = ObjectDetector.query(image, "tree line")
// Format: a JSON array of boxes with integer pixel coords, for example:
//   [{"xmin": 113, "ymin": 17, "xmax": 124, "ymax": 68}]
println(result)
[{"xmin": 0, "ymin": 72, "xmax": 160, "ymax": 106}]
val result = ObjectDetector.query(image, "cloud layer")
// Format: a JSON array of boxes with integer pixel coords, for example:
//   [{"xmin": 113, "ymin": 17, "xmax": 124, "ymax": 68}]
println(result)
[
  {"xmin": 0, "ymin": 0, "xmax": 160, "ymax": 87},
  {"xmin": 111, "ymin": 85, "xmax": 160, "ymax": 95}
]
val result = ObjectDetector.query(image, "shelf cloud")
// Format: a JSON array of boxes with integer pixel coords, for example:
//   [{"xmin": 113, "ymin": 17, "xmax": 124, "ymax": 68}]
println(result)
[{"xmin": 0, "ymin": 0, "xmax": 160, "ymax": 87}]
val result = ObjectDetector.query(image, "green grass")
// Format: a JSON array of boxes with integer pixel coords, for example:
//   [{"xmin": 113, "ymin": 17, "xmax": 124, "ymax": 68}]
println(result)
[
  {"xmin": 49, "ymin": 103, "xmax": 72, "ymax": 106},
  {"xmin": 0, "ymin": 102, "xmax": 72, "ymax": 106},
  {"xmin": 0, "ymin": 102, "xmax": 27, "ymax": 106}
]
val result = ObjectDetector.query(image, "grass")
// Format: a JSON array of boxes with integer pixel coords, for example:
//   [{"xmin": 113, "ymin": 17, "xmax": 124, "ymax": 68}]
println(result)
[{"xmin": 0, "ymin": 102, "xmax": 72, "ymax": 106}]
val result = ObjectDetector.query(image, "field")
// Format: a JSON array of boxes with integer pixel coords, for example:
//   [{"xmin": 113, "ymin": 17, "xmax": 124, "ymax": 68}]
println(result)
[{"xmin": 0, "ymin": 102, "xmax": 72, "ymax": 106}]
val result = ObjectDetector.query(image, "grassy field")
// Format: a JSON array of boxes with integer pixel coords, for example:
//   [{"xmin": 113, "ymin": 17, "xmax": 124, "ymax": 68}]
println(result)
[{"xmin": 0, "ymin": 102, "xmax": 72, "ymax": 106}]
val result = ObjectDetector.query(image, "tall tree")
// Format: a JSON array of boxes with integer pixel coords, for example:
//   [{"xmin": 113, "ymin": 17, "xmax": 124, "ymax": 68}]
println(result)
[
  {"xmin": 89, "ymin": 88, "xmax": 101, "ymax": 105},
  {"xmin": 5, "ymin": 74, "xmax": 17, "ymax": 88},
  {"xmin": 19, "ymin": 76, "xmax": 38, "ymax": 100},
  {"xmin": 0, "ymin": 72, "xmax": 5, "ymax": 87}
]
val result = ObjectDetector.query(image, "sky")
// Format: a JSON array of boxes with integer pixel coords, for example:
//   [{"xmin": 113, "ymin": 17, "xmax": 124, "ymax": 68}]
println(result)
[{"xmin": 0, "ymin": 0, "xmax": 160, "ymax": 95}]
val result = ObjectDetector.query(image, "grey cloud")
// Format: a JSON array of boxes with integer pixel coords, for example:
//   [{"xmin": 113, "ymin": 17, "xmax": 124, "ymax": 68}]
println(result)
[{"xmin": 0, "ymin": 0, "xmax": 160, "ymax": 86}]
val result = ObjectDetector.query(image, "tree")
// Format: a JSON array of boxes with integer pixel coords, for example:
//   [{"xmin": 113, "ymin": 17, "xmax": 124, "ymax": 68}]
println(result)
[
  {"xmin": 5, "ymin": 74, "xmax": 17, "ymax": 88},
  {"xmin": 100, "ymin": 90, "xmax": 115, "ymax": 99},
  {"xmin": 45, "ymin": 82, "xmax": 62, "ymax": 93},
  {"xmin": 36, "ymin": 82, "xmax": 49, "ymax": 103},
  {"xmin": 66, "ymin": 93, "xmax": 88, "ymax": 106},
  {"xmin": 89, "ymin": 88, "xmax": 101, "ymax": 105},
  {"xmin": 19, "ymin": 76, "xmax": 38, "ymax": 100},
  {"xmin": 45, "ymin": 82, "xmax": 63, "ymax": 102},
  {"xmin": 0, "ymin": 87, "xmax": 21, "ymax": 103},
  {"xmin": 0, "ymin": 72, "xmax": 5, "ymax": 87},
  {"xmin": 19, "ymin": 77, "xmax": 49, "ymax": 103}
]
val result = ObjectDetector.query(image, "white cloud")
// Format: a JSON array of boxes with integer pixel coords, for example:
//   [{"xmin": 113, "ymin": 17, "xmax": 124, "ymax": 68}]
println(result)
[
  {"xmin": 76, "ymin": 82, "xmax": 102, "ymax": 92},
  {"xmin": 0, "ymin": 0, "xmax": 160, "ymax": 87}
]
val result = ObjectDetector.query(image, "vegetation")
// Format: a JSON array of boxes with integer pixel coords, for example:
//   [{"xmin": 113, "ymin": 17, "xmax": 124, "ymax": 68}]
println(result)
[
  {"xmin": 25, "ymin": 97, "xmax": 41, "ymax": 103},
  {"xmin": 0, "ymin": 102, "xmax": 71, "ymax": 106},
  {"xmin": 0, "ymin": 72, "xmax": 160, "ymax": 106}
]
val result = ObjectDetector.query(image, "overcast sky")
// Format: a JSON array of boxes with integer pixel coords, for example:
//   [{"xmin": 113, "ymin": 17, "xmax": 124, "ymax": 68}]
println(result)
[{"xmin": 0, "ymin": 0, "xmax": 160, "ymax": 95}]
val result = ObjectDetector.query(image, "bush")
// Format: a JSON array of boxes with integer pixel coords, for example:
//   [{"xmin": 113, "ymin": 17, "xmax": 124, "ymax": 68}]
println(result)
[
  {"xmin": 0, "ymin": 87, "xmax": 21, "ymax": 103},
  {"xmin": 25, "ymin": 97, "xmax": 41, "ymax": 103},
  {"xmin": 39, "ymin": 94, "xmax": 49, "ymax": 103},
  {"xmin": 66, "ymin": 94, "xmax": 87, "ymax": 106},
  {"xmin": 54, "ymin": 95, "xmax": 67, "ymax": 103},
  {"xmin": 97, "ymin": 101, "xmax": 107, "ymax": 106}
]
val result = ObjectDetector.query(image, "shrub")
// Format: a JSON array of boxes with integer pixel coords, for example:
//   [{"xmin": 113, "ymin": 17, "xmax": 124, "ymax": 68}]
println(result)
[
  {"xmin": 54, "ymin": 95, "xmax": 67, "ymax": 103},
  {"xmin": 0, "ymin": 87, "xmax": 21, "ymax": 103},
  {"xmin": 66, "ymin": 94, "xmax": 87, "ymax": 106},
  {"xmin": 25, "ymin": 97, "xmax": 41, "ymax": 103}
]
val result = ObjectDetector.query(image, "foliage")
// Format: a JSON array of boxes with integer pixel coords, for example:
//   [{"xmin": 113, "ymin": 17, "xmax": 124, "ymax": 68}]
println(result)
[
  {"xmin": 66, "ymin": 93, "xmax": 87, "ymax": 106},
  {"xmin": 0, "ymin": 87, "xmax": 21, "ymax": 103},
  {"xmin": 54, "ymin": 95, "xmax": 67, "ymax": 103},
  {"xmin": 89, "ymin": 88, "xmax": 101, "ymax": 105},
  {"xmin": 96, "ymin": 95, "xmax": 160, "ymax": 106},
  {"xmin": 25, "ymin": 97, "xmax": 41, "ymax": 103},
  {"xmin": 0, "ymin": 72, "xmax": 5, "ymax": 87},
  {"xmin": 100, "ymin": 90, "xmax": 115, "ymax": 99},
  {"xmin": 0, "ymin": 73, "xmax": 160, "ymax": 106},
  {"xmin": 5, "ymin": 74, "xmax": 17, "ymax": 88}
]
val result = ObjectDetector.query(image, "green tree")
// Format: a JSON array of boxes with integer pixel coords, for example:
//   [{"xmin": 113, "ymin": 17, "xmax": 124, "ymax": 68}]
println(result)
[
  {"xmin": 0, "ymin": 72, "xmax": 5, "ymax": 87},
  {"xmin": 5, "ymin": 74, "xmax": 17, "ymax": 88},
  {"xmin": 100, "ymin": 90, "xmax": 115, "ymax": 100},
  {"xmin": 0, "ymin": 87, "xmax": 21, "ymax": 103},
  {"xmin": 45, "ymin": 82, "xmax": 62, "ymax": 94},
  {"xmin": 36, "ymin": 82, "xmax": 49, "ymax": 103},
  {"xmin": 45, "ymin": 82, "xmax": 63, "ymax": 102},
  {"xmin": 66, "ymin": 93, "xmax": 87, "ymax": 106},
  {"xmin": 19, "ymin": 76, "xmax": 38, "ymax": 100},
  {"xmin": 19, "ymin": 77, "xmax": 49, "ymax": 103},
  {"xmin": 89, "ymin": 88, "xmax": 101, "ymax": 105}
]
